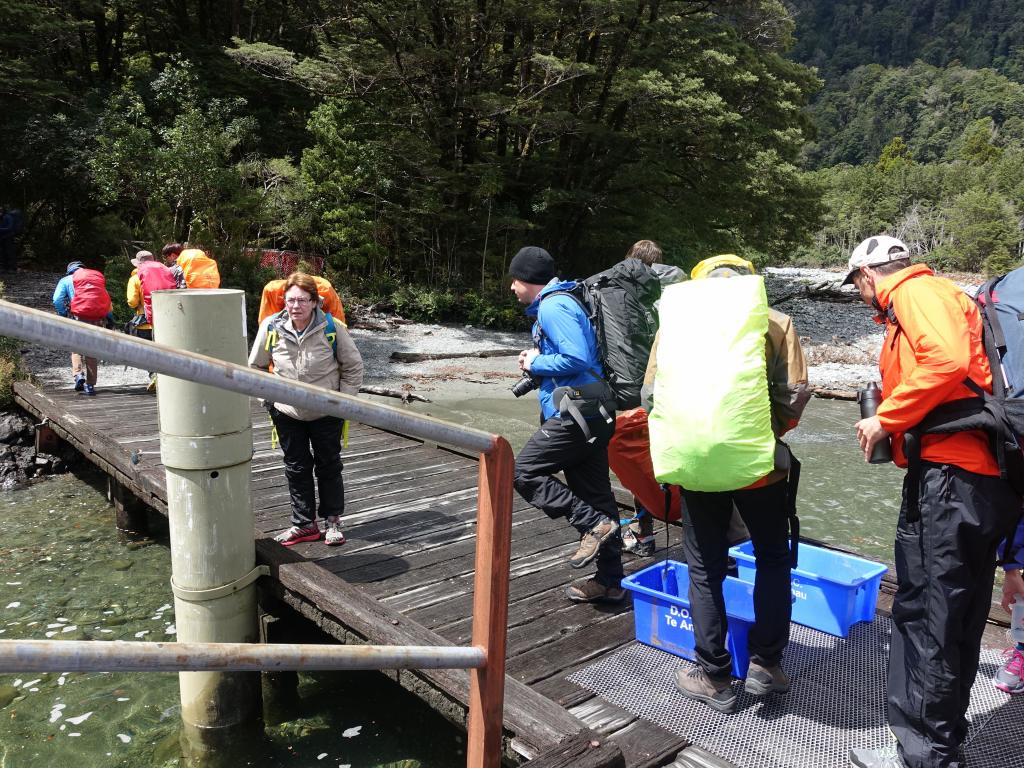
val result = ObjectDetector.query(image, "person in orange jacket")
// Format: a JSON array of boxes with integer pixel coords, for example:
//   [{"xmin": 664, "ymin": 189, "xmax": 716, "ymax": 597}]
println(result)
[
  {"xmin": 161, "ymin": 243, "xmax": 220, "ymax": 289},
  {"xmin": 848, "ymin": 235, "xmax": 1020, "ymax": 768},
  {"xmin": 258, "ymin": 276, "xmax": 345, "ymax": 326}
]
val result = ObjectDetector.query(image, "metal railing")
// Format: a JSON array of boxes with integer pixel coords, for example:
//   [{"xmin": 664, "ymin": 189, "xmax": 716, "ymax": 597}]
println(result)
[{"xmin": 0, "ymin": 299, "xmax": 514, "ymax": 768}]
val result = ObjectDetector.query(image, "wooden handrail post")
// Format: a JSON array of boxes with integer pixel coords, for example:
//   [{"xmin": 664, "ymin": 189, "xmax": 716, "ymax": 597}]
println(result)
[{"xmin": 466, "ymin": 437, "xmax": 514, "ymax": 768}]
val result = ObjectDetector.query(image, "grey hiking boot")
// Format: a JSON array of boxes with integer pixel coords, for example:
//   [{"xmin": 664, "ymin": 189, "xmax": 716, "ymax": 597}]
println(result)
[
  {"xmin": 569, "ymin": 517, "xmax": 618, "ymax": 569},
  {"xmin": 675, "ymin": 666, "xmax": 736, "ymax": 714},
  {"xmin": 622, "ymin": 516, "xmax": 656, "ymax": 557},
  {"xmin": 849, "ymin": 744, "xmax": 907, "ymax": 768},
  {"xmin": 744, "ymin": 661, "xmax": 790, "ymax": 695},
  {"xmin": 565, "ymin": 577, "xmax": 627, "ymax": 604}
]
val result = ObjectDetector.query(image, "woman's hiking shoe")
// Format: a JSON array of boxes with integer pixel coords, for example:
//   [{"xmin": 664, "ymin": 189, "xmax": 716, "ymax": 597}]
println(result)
[
  {"xmin": 83, "ymin": 383, "xmax": 96, "ymax": 396},
  {"xmin": 73, "ymin": 374, "xmax": 85, "ymax": 392},
  {"xmin": 565, "ymin": 578, "xmax": 627, "ymax": 604},
  {"xmin": 675, "ymin": 666, "xmax": 736, "ymax": 713},
  {"xmin": 324, "ymin": 518, "xmax": 346, "ymax": 547},
  {"xmin": 274, "ymin": 525, "xmax": 321, "ymax": 547},
  {"xmin": 993, "ymin": 646, "xmax": 1024, "ymax": 694},
  {"xmin": 744, "ymin": 661, "xmax": 790, "ymax": 695},
  {"xmin": 570, "ymin": 518, "xmax": 618, "ymax": 568}
]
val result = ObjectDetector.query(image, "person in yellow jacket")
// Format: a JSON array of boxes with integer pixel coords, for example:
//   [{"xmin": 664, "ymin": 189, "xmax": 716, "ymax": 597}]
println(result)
[
  {"xmin": 258, "ymin": 275, "xmax": 345, "ymax": 326},
  {"xmin": 646, "ymin": 254, "xmax": 809, "ymax": 715},
  {"xmin": 126, "ymin": 250, "xmax": 154, "ymax": 340}
]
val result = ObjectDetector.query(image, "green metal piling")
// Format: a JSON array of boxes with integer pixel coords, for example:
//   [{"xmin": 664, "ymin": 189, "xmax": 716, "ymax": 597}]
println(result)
[{"xmin": 152, "ymin": 289, "xmax": 261, "ymax": 760}]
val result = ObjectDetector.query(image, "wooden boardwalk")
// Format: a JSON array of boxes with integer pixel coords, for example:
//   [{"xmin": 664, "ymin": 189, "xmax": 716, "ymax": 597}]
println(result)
[
  {"xmin": 14, "ymin": 379, "xmax": 1014, "ymax": 767},
  {"xmin": 14, "ymin": 380, "xmax": 696, "ymax": 767}
]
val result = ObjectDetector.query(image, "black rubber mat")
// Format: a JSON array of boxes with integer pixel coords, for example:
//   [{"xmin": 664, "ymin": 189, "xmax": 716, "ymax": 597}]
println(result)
[{"xmin": 569, "ymin": 617, "xmax": 1024, "ymax": 768}]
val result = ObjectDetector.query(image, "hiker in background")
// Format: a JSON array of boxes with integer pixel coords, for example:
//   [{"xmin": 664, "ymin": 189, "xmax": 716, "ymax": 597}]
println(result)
[
  {"xmin": 52, "ymin": 261, "xmax": 113, "ymax": 396},
  {"xmin": 0, "ymin": 206, "xmax": 18, "ymax": 272},
  {"xmin": 127, "ymin": 250, "xmax": 177, "ymax": 391},
  {"xmin": 258, "ymin": 274, "xmax": 345, "ymax": 326},
  {"xmin": 509, "ymin": 246, "xmax": 624, "ymax": 604},
  {"xmin": 609, "ymin": 239, "xmax": 686, "ymax": 556},
  {"xmin": 993, "ymin": 519, "xmax": 1024, "ymax": 695},
  {"xmin": 249, "ymin": 272, "xmax": 363, "ymax": 548},
  {"xmin": 165, "ymin": 244, "xmax": 220, "ymax": 289},
  {"xmin": 845, "ymin": 235, "xmax": 1019, "ymax": 768},
  {"xmin": 648, "ymin": 254, "xmax": 808, "ymax": 714}
]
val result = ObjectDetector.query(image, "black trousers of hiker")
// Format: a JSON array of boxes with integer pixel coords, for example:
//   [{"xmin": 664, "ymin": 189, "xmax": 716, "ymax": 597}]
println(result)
[
  {"xmin": 681, "ymin": 480, "xmax": 792, "ymax": 680},
  {"xmin": 514, "ymin": 414, "xmax": 623, "ymax": 588},
  {"xmin": 889, "ymin": 462, "xmax": 1018, "ymax": 768},
  {"xmin": 270, "ymin": 409, "xmax": 345, "ymax": 528}
]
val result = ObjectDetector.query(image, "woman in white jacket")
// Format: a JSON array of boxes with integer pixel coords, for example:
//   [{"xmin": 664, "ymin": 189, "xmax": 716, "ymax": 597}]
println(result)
[{"xmin": 249, "ymin": 272, "xmax": 364, "ymax": 547}]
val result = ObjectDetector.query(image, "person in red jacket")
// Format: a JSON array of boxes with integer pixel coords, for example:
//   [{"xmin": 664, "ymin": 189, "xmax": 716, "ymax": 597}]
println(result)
[{"xmin": 848, "ymin": 235, "xmax": 1020, "ymax": 768}]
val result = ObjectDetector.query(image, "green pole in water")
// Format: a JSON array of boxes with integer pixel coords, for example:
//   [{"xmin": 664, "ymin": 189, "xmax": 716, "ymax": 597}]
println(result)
[{"xmin": 152, "ymin": 289, "xmax": 261, "ymax": 763}]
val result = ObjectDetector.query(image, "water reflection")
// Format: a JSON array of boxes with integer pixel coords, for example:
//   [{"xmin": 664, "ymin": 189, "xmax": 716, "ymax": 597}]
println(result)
[{"xmin": 0, "ymin": 473, "xmax": 464, "ymax": 767}]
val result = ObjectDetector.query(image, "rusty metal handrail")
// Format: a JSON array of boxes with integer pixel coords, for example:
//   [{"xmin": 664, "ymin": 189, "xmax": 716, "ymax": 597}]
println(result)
[{"xmin": 0, "ymin": 297, "xmax": 514, "ymax": 768}]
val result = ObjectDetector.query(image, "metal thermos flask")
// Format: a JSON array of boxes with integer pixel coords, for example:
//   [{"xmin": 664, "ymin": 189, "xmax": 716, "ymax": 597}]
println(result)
[{"xmin": 857, "ymin": 382, "xmax": 893, "ymax": 464}]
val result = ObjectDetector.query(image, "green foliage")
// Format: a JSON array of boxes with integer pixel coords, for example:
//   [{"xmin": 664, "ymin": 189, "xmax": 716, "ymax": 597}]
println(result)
[{"xmin": 941, "ymin": 190, "xmax": 1020, "ymax": 275}]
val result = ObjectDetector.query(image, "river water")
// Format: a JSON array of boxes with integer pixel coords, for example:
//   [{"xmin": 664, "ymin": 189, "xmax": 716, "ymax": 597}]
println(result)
[
  {"xmin": 0, "ymin": 397, "xmax": 904, "ymax": 767},
  {"xmin": 414, "ymin": 395, "xmax": 906, "ymax": 563},
  {"xmin": 0, "ymin": 473, "xmax": 464, "ymax": 767}
]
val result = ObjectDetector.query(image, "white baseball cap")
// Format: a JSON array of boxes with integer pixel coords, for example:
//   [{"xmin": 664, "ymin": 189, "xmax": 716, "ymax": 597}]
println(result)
[{"xmin": 842, "ymin": 235, "xmax": 910, "ymax": 285}]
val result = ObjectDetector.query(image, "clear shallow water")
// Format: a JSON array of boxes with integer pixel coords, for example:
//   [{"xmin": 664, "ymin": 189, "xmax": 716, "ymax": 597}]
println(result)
[
  {"xmin": 414, "ymin": 395, "xmax": 906, "ymax": 564},
  {"xmin": 0, "ymin": 472, "xmax": 464, "ymax": 767}
]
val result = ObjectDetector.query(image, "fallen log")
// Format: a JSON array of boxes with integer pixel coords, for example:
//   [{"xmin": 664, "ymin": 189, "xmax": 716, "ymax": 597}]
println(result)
[
  {"xmin": 358, "ymin": 385, "xmax": 432, "ymax": 403},
  {"xmin": 390, "ymin": 348, "xmax": 521, "ymax": 363},
  {"xmin": 810, "ymin": 385, "xmax": 857, "ymax": 401}
]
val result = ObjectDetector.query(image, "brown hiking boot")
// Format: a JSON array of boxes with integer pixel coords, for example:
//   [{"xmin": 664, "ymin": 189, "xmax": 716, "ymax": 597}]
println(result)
[
  {"xmin": 675, "ymin": 666, "xmax": 737, "ymax": 713},
  {"xmin": 744, "ymin": 661, "xmax": 790, "ymax": 695},
  {"xmin": 569, "ymin": 517, "xmax": 618, "ymax": 569},
  {"xmin": 565, "ymin": 577, "xmax": 628, "ymax": 604}
]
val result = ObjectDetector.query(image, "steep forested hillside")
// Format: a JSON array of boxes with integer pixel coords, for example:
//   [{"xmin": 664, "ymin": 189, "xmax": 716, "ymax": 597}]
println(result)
[
  {"xmin": 787, "ymin": 0, "xmax": 1024, "ymax": 80},
  {"xmin": 786, "ymin": 0, "xmax": 1024, "ymax": 273}
]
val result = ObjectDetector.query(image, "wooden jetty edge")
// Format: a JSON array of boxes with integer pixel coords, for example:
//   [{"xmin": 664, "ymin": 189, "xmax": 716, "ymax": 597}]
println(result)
[{"xmin": 14, "ymin": 379, "xmax": 1013, "ymax": 767}]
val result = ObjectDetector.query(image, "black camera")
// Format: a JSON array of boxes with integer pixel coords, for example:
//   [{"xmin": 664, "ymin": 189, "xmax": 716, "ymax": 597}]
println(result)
[{"xmin": 510, "ymin": 372, "xmax": 539, "ymax": 398}]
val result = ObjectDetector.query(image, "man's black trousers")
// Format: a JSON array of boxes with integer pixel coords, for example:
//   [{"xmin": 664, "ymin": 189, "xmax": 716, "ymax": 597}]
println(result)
[
  {"xmin": 514, "ymin": 415, "xmax": 623, "ymax": 588},
  {"xmin": 681, "ymin": 480, "xmax": 792, "ymax": 680},
  {"xmin": 270, "ymin": 409, "xmax": 345, "ymax": 528},
  {"xmin": 889, "ymin": 462, "xmax": 1019, "ymax": 768}
]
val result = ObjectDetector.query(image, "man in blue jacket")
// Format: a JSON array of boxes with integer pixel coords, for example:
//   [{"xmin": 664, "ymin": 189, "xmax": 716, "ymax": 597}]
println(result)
[{"xmin": 510, "ymin": 246, "xmax": 624, "ymax": 603}]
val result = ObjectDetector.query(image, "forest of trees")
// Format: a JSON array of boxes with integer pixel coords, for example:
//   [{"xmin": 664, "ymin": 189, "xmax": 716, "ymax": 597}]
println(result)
[{"xmin": 3, "ymin": 1, "xmax": 1024, "ymax": 324}]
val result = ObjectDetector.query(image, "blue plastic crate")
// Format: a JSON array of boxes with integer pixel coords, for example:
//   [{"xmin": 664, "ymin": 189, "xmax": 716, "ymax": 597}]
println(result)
[
  {"xmin": 728, "ymin": 541, "xmax": 887, "ymax": 637},
  {"xmin": 621, "ymin": 560, "xmax": 755, "ymax": 678}
]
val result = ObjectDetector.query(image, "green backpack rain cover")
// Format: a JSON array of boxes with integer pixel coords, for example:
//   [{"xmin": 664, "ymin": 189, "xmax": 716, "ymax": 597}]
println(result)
[{"xmin": 649, "ymin": 275, "xmax": 775, "ymax": 492}]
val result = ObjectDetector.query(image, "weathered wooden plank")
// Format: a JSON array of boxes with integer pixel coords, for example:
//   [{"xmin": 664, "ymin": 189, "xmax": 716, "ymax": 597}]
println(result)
[
  {"xmin": 507, "ymin": 612, "xmax": 637, "ymax": 685},
  {"xmin": 605, "ymin": 717, "xmax": 689, "ymax": 768},
  {"xmin": 522, "ymin": 729, "xmax": 625, "ymax": 768}
]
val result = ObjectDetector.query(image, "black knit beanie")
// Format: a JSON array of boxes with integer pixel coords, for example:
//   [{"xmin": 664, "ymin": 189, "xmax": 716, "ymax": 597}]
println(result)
[{"xmin": 509, "ymin": 246, "xmax": 555, "ymax": 285}]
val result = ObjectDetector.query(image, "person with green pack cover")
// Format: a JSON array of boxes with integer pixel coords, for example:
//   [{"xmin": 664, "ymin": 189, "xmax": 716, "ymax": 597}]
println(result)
[{"xmin": 646, "ymin": 254, "xmax": 809, "ymax": 714}]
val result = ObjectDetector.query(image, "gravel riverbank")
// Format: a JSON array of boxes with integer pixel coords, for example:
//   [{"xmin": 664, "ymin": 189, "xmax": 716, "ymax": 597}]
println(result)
[{"xmin": 1, "ymin": 266, "xmax": 970, "ymax": 402}]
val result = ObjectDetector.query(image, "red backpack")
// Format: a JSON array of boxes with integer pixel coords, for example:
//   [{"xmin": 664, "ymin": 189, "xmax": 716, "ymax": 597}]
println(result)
[
  {"xmin": 70, "ymin": 268, "xmax": 112, "ymax": 320},
  {"xmin": 137, "ymin": 261, "xmax": 177, "ymax": 323}
]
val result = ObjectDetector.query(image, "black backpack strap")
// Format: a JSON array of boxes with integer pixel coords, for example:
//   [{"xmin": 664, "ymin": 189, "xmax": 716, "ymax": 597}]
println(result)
[{"xmin": 783, "ymin": 443, "xmax": 801, "ymax": 568}]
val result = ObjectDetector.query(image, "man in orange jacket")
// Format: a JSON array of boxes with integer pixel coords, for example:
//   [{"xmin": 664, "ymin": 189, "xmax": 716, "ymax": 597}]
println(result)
[{"xmin": 848, "ymin": 236, "xmax": 1020, "ymax": 768}]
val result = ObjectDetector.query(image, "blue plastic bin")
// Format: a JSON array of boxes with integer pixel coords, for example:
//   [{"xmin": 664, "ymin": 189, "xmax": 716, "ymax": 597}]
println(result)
[
  {"xmin": 728, "ymin": 541, "xmax": 887, "ymax": 637},
  {"xmin": 621, "ymin": 560, "xmax": 755, "ymax": 678}
]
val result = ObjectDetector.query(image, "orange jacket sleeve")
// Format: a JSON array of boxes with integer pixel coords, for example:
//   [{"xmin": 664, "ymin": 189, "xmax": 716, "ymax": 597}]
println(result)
[{"xmin": 876, "ymin": 279, "xmax": 973, "ymax": 433}]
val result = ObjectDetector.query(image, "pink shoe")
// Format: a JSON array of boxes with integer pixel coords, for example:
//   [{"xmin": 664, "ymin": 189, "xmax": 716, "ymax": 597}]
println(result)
[
  {"xmin": 273, "ymin": 525, "xmax": 322, "ymax": 547},
  {"xmin": 993, "ymin": 647, "xmax": 1024, "ymax": 694}
]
